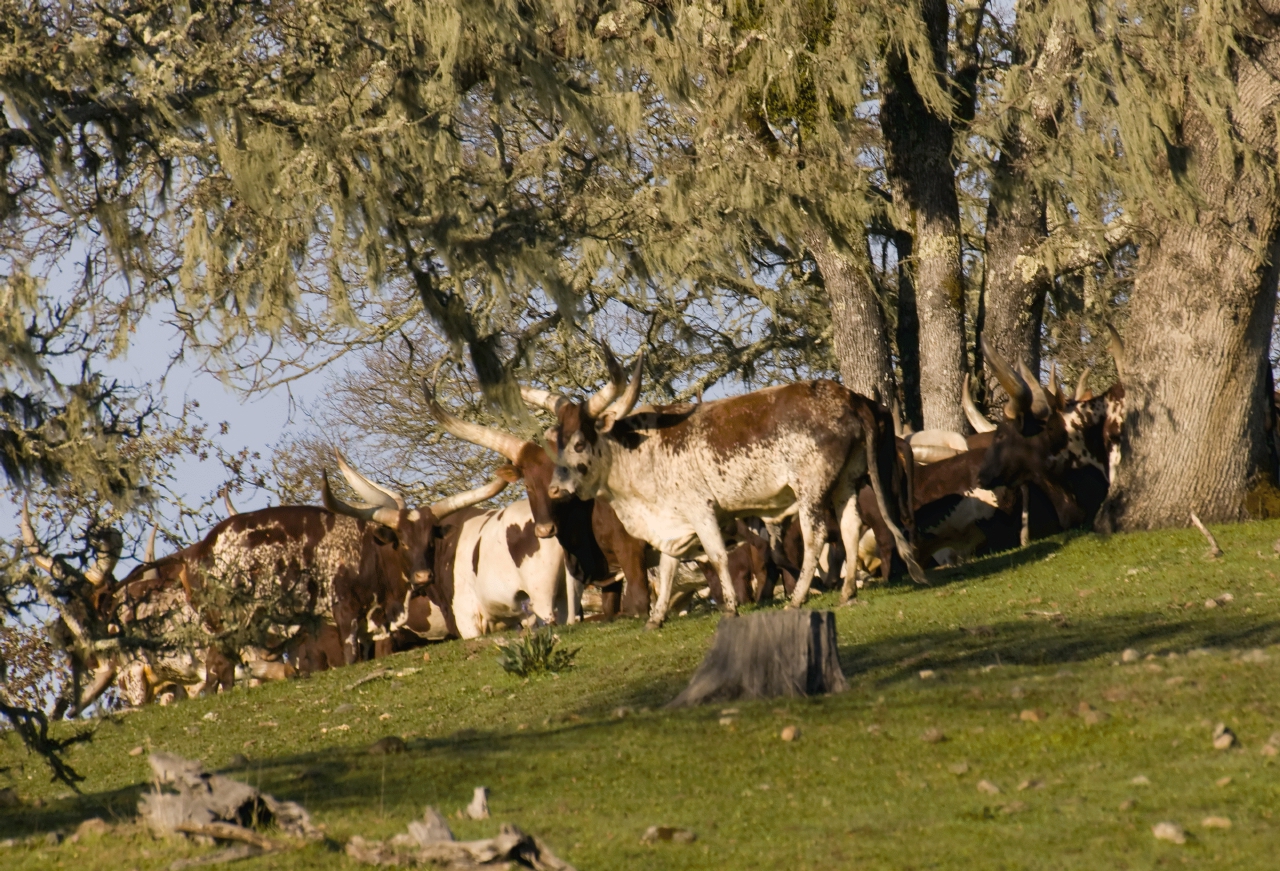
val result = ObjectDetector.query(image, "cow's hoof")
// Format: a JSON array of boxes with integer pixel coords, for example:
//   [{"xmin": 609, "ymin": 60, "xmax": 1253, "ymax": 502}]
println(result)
[
  {"xmin": 644, "ymin": 620, "xmax": 663, "ymax": 632},
  {"xmin": 784, "ymin": 600, "xmax": 801, "ymax": 610}
]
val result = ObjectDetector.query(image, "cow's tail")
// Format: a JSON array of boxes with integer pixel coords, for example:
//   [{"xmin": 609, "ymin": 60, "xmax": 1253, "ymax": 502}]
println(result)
[{"xmin": 861, "ymin": 403, "xmax": 929, "ymax": 585}]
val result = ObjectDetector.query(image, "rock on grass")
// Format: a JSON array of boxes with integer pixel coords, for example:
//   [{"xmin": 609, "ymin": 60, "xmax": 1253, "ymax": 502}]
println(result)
[{"xmin": 1153, "ymin": 822, "xmax": 1187, "ymax": 844}]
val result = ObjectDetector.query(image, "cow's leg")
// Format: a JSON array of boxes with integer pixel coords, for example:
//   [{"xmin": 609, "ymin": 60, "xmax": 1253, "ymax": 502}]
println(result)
[
  {"xmin": 619, "ymin": 547, "xmax": 651, "ymax": 618},
  {"xmin": 647, "ymin": 553, "xmax": 681, "ymax": 630},
  {"xmin": 334, "ymin": 600, "xmax": 361, "ymax": 665},
  {"xmin": 565, "ymin": 570, "xmax": 579, "ymax": 625},
  {"xmin": 836, "ymin": 497, "xmax": 863, "ymax": 604},
  {"xmin": 599, "ymin": 580, "xmax": 622, "ymax": 619},
  {"xmin": 786, "ymin": 503, "xmax": 824, "ymax": 608},
  {"xmin": 688, "ymin": 512, "xmax": 738, "ymax": 614}
]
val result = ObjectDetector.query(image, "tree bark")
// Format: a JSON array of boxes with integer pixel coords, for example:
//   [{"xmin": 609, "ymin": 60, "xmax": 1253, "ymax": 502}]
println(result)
[
  {"xmin": 805, "ymin": 229, "xmax": 896, "ymax": 406},
  {"xmin": 1102, "ymin": 58, "xmax": 1280, "ymax": 529},
  {"xmin": 895, "ymin": 232, "xmax": 924, "ymax": 431},
  {"xmin": 880, "ymin": 0, "xmax": 967, "ymax": 432}
]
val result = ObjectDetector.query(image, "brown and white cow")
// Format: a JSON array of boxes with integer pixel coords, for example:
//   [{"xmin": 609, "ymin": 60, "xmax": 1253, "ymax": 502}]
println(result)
[
  {"xmin": 423, "ymin": 379, "xmax": 653, "ymax": 620},
  {"xmin": 528, "ymin": 354, "xmax": 924, "ymax": 627}
]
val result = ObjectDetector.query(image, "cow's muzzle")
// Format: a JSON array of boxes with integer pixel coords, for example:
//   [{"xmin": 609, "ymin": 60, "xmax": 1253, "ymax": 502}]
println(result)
[
  {"xmin": 534, "ymin": 522, "xmax": 557, "ymax": 539},
  {"xmin": 412, "ymin": 570, "xmax": 433, "ymax": 589}
]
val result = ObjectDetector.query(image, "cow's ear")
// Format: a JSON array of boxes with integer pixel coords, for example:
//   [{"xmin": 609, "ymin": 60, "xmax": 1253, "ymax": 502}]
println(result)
[
  {"xmin": 495, "ymin": 463, "xmax": 521, "ymax": 483},
  {"xmin": 596, "ymin": 409, "xmax": 622, "ymax": 434},
  {"xmin": 372, "ymin": 526, "xmax": 401, "ymax": 548}
]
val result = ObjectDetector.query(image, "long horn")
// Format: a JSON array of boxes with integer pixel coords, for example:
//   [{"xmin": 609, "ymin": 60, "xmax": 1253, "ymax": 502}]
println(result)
[
  {"xmin": 428, "ymin": 473, "xmax": 511, "ymax": 519},
  {"xmin": 322, "ymin": 470, "xmax": 400, "ymax": 528},
  {"xmin": 1107, "ymin": 324, "xmax": 1126, "ymax": 380},
  {"xmin": 602, "ymin": 351, "xmax": 644, "ymax": 420},
  {"xmin": 1047, "ymin": 363, "xmax": 1060, "ymax": 401},
  {"xmin": 1017, "ymin": 360, "xmax": 1051, "ymax": 419},
  {"xmin": 520, "ymin": 387, "xmax": 570, "ymax": 415},
  {"xmin": 981, "ymin": 335, "xmax": 1032, "ymax": 419},
  {"xmin": 83, "ymin": 527, "xmax": 122, "ymax": 587},
  {"xmin": 422, "ymin": 380, "xmax": 527, "ymax": 462},
  {"xmin": 1074, "ymin": 367, "xmax": 1093, "ymax": 401},
  {"xmin": 335, "ymin": 450, "xmax": 406, "ymax": 511},
  {"xmin": 962, "ymin": 374, "xmax": 997, "ymax": 433},
  {"xmin": 221, "ymin": 485, "xmax": 238, "ymax": 516},
  {"xmin": 585, "ymin": 344, "xmax": 625, "ymax": 417},
  {"xmin": 19, "ymin": 499, "xmax": 55, "ymax": 575}
]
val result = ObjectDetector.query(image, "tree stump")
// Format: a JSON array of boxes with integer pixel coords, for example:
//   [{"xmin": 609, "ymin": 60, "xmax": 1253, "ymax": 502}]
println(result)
[{"xmin": 668, "ymin": 609, "xmax": 847, "ymax": 708}]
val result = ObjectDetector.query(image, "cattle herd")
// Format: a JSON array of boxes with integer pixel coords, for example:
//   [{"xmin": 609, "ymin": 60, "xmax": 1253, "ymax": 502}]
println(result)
[{"xmin": 20, "ymin": 338, "xmax": 1125, "ymax": 716}]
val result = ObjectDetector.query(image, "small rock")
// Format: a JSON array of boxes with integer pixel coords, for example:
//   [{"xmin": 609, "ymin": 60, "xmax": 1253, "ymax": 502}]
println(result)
[
  {"xmin": 369, "ymin": 736, "xmax": 407, "ymax": 755},
  {"xmin": 613, "ymin": 706, "xmax": 633, "ymax": 719},
  {"xmin": 1262, "ymin": 742, "xmax": 1279, "ymax": 757},
  {"xmin": 1152, "ymin": 821, "xmax": 1187, "ymax": 844},
  {"xmin": 719, "ymin": 708, "xmax": 740, "ymax": 716},
  {"xmin": 1017, "ymin": 779, "xmax": 1043, "ymax": 791},
  {"xmin": 976, "ymin": 779, "xmax": 1001, "ymax": 795},
  {"xmin": 1078, "ymin": 702, "xmax": 1109, "ymax": 726},
  {"xmin": 641, "ymin": 825, "xmax": 696, "ymax": 844},
  {"xmin": 1131, "ymin": 775, "xmax": 1151, "ymax": 785},
  {"xmin": 1239, "ymin": 648, "xmax": 1268, "ymax": 664},
  {"xmin": 334, "ymin": 703, "xmax": 355, "ymax": 714},
  {"xmin": 225, "ymin": 754, "xmax": 250, "ymax": 769},
  {"xmin": 1119, "ymin": 798, "xmax": 1137, "ymax": 811},
  {"xmin": 1204, "ymin": 598, "xmax": 1219, "ymax": 609},
  {"xmin": 1000, "ymin": 800, "xmax": 1027, "ymax": 814},
  {"xmin": 421, "ymin": 651, "xmax": 431, "ymax": 663},
  {"xmin": 1212, "ymin": 723, "xmax": 1236, "ymax": 750},
  {"xmin": 128, "ymin": 746, "xmax": 144, "ymax": 757},
  {"xmin": 202, "ymin": 711, "xmax": 218, "ymax": 722},
  {"xmin": 1202, "ymin": 816, "xmax": 1232, "ymax": 829},
  {"xmin": 719, "ymin": 716, "xmax": 736, "ymax": 727},
  {"xmin": 921, "ymin": 728, "xmax": 946, "ymax": 744},
  {"xmin": 1019, "ymin": 709, "xmax": 1045, "ymax": 723},
  {"xmin": 780, "ymin": 725, "xmax": 800, "ymax": 742},
  {"xmin": 464, "ymin": 786, "xmax": 489, "ymax": 820},
  {"xmin": 947, "ymin": 762, "xmax": 970, "ymax": 775},
  {"xmin": 1216, "ymin": 776, "xmax": 1232, "ymax": 787},
  {"xmin": 918, "ymin": 669, "xmax": 936, "ymax": 680},
  {"xmin": 1121, "ymin": 649, "xmax": 1140, "ymax": 663}
]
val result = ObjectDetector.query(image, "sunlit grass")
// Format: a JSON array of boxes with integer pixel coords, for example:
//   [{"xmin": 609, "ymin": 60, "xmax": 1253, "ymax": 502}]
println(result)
[{"xmin": 4, "ymin": 520, "xmax": 1280, "ymax": 869}]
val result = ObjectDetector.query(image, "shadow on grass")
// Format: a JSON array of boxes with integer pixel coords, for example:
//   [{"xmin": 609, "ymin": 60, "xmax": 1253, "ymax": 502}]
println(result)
[{"xmin": 840, "ymin": 608, "xmax": 1280, "ymax": 687}]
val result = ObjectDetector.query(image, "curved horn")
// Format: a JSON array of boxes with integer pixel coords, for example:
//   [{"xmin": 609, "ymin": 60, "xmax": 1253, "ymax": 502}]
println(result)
[
  {"xmin": 322, "ymin": 470, "xmax": 401, "ymax": 528},
  {"xmin": 602, "ymin": 351, "xmax": 645, "ymax": 421},
  {"xmin": 141, "ymin": 525, "xmax": 160, "ymax": 582},
  {"xmin": 428, "ymin": 473, "xmax": 511, "ymax": 520},
  {"xmin": 1017, "ymin": 361, "xmax": 1052, "ymax": 419},
  {"xmin": 584, "ymin": 343, "xmax": 626, "ymax": 417},
  {"xmin": 19, "ymin": 499, "xmax": 55, "ymax": 575},
  {"xmin": 1074, "ymin": 366, "xmax": 1093, "ymax": 401},
  {"xmin": 1107, "ymin": 324, "xmax": 1126, "ymax": 380},
  {"xmin": 981, "ymin": 335, "xmax": 1032, "ymax": 419},
  {"xmin": 422, "ymin": 380, "xmax": 527, "ymax": 462},
  {"xmin": 962, "ymin": 374, "xmax": 997, "ymax": 433},
  {"xmin": 335, "ymin": 450, "xmax": 406, "ymax": 511},
  {"xmin": 221, "ymin": 485, "xmax": 238, "ymax": 516},
  {"xmin": 83, "ymin": 527, "xmax": 122, "ymax": 587},
  {"xmin": 520, "ymin": 387, "xmax": 570, "ymax": 415}
]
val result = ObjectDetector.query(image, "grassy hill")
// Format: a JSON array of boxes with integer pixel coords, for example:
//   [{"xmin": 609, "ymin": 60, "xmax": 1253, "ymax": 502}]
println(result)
[{"xmin": 4, "ymin": 520, "xmax": 1280, "ymax": 869}]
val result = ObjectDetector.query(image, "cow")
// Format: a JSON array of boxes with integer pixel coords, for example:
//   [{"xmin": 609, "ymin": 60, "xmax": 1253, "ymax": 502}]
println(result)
[
  {"xmin": 435, "ymin": 497, "xmax": 577, "ymax": 638},
  {"xmin": 423, "ymin": 379, "xmax": 653, "ymax": 620},
  {"xmin": 976, "ymin": 336, "xmax": 1123, "ymax": 525},
  {"xmin": 112, "ymin": 457, "xmax": 512, "ymax": 688},
  {"xmin": 525, "ymin": 352, "xmax": 925, "ymax": 627}
]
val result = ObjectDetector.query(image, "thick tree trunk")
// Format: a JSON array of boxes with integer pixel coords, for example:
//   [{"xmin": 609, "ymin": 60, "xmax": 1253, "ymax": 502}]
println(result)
[
  {"xmin": 805, "ymin": 229, "xmax": 896, "ymax": 405},
  {"xmin": 895, "ymin": 233, "xmax": 924, "ymax": 431},
  {"xmin": 1102, "ymin": 77, "xmax": 1280, "ymax": 529},
  {"xmin": 880, "ymin": 0, "xmax": 967, "ymax": 432},
  {"xmin": 982, "ymin": 146, "xmax": 1050, "ymax": 403}
]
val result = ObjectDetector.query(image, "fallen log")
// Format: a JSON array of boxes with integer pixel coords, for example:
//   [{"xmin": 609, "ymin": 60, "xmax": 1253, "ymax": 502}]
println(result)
[{"xmin": 668, "ymin": 609, "xmax": 848, "ymax": 708}]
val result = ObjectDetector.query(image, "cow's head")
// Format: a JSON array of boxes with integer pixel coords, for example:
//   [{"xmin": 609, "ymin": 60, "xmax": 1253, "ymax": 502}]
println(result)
[
  {"xmin": 322, "ymin": 451, "xmax": 513, "ymax": 588},
  {"xmin": 975, "ymin": 339, "xmax": 1083, "ymax": 528},
  {"xmin": 423, "ymin": 347, "xmax": 637, "ymax": 535},
  {"xmin": 536, "ymin": 350, "xmax": 645, "ymax": 502}
]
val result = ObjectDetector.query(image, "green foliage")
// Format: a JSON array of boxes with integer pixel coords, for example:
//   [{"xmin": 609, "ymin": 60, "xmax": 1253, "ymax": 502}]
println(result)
[{"xmin": 495, "ymin": 626, "xmax": 579, "ymax": 677}]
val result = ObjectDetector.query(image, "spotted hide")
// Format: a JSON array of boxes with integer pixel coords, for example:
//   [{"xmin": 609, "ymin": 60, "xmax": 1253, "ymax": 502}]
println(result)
[{"xmin": 531, "ymin": 356, "xmax": 925, "ymax": 628}]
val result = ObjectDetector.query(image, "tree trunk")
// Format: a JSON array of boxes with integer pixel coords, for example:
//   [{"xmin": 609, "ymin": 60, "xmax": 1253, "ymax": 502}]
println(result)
[
  {"xmin": 1102, "ymin": 91, "xmax": 1280, "ymax": 528},
  {"xmin": 880, "ymin": 0, "xmax": 967, "ymax": 432},
  {"xmin": 982, "ymin": 145, "xmax": 1050, "ymax": 403},
  {"xmin": 667, "ymin": 609, "xmax": 847, "ymax": 708},
  {"xmin": 895, "ymin": 233, "xmax": 924, "ymax": 431},
  {"xmin": 805, "ymin": 229, "xmax": 896, "ymax": 406}
]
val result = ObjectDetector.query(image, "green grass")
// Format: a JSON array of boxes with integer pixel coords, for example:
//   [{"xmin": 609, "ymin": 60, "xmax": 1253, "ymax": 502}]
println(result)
[{"xmin": 5, "ymin": 520, "xmax": 1280, "ymax": 869}]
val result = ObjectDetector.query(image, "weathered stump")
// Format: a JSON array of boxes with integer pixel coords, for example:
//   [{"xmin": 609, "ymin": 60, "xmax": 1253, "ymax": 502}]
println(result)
[{"xmin": 668, "ymin": 609, "xmax": 847, "ymax": 707}]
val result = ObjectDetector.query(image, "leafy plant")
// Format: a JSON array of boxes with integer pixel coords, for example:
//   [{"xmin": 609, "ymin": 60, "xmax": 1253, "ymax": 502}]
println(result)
[{"xmin": 495, "ymin": 626, "xmax": 578, "ymax": 678}]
